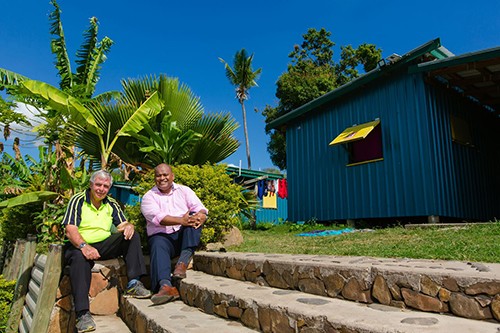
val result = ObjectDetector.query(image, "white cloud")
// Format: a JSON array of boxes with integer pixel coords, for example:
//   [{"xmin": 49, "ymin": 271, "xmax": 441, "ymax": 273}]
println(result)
[{"xmin": 1, "ymin": 102, "xmax": 45, "ymax": 156}]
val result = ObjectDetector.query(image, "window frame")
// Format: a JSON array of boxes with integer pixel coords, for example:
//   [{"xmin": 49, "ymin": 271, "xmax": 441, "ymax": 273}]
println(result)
[{"xmin": 330, "ymin": 119, "xmax": 384, "ymax": 166}]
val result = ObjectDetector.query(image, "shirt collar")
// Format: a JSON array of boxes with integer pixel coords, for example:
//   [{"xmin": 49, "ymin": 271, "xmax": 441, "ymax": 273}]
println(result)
[{"xmin": 153, "ymin": 182, "xmax": 177, "ymax": 195}]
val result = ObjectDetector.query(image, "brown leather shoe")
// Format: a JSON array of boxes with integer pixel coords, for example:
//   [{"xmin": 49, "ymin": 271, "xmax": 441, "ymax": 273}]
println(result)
[
  {"xmin": 151, "ymin": 285, "xmax": 179, "ymax": 305},
  {"xmin": 172, "ymin": 262, "xmax": 188, "ymax": 279}
]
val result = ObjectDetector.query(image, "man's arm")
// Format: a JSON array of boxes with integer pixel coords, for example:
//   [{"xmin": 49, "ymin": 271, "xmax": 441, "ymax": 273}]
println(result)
[
  {"xmin": 65, "ymin": 224, "xmax": 100, "ymax": 260},
  {"xmin": 159, "ymin": 211, "xmax": 199, "ymax": 227},
  {"xmin": 141, "ymin": 191, "xmax": 190, "ymax": 227},
  {"xmin": 65, "ymin": 224, "xmax": 86, "ymax": 248}
]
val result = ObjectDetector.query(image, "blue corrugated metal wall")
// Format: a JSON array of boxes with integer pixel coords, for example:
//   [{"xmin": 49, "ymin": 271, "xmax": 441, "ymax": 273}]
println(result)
[
  {"xmin": 109, "ymin": 185, "xmax": 140, "ymax": 206},
  {"xmin": 286, "ymin": 72, "xmax": 500, "ymax": 222},
  {"xmin": 255, "ymin": 197, "xmax": 288, "ymax": 224}
]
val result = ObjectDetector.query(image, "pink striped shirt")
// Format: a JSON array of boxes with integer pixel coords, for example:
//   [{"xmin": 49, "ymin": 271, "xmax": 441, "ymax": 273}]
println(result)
[{"xmin": 141, "ymin": 183, "xmax": 207, "ymax": 236}]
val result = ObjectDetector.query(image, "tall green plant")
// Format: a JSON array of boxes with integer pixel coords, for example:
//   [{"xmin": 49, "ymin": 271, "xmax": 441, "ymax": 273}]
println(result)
[
  {"xmin": 19, "ymin": 80, "xmax": 162, "ymax": 169},
  {"xmin": 219, "ymin": 49, "xmax": 262, "ymax": 169},
  {"xmin": 0, "ymin": 0, "xmax": 116, "ymax": 193}
]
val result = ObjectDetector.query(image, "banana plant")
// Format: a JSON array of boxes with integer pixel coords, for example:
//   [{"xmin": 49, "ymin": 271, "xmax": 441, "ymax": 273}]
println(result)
[{"xmin": 19, "ymin": 79, "xmax": 162, "ymax": 169}]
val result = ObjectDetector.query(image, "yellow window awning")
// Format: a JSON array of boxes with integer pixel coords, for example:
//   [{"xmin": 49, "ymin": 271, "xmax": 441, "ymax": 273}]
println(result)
[{"xmin": 329, "ymin": 120, "xmax": 380, "ymax": 146}]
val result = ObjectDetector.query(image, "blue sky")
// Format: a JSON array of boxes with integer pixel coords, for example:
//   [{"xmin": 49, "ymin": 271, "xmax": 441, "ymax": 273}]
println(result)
[{"xmin": 2, "ymin": 0, "xmax": 500, "ymax": 171}]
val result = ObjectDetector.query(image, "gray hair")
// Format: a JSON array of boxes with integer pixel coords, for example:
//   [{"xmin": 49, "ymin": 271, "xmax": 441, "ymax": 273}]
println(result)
[{"xmin": 90, "ymin": 170, "xmax": 113, "ymax": 186}]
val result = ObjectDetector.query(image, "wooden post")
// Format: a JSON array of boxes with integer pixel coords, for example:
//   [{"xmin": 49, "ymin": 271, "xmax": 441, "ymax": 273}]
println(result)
[
  {"xmin": 3, "ymin": 238, "xmax": 26, "ymax": 280},
  {"xmin": 29, "ymin": 244, "xmax": 63, "ymax": 333},
  {"xmin": 427, "ymin": 215, "xmax": 440, "ymax": 223},
  {"xmin": 5, "ymin": 236, "xmax": 37, "ymax": 333}
]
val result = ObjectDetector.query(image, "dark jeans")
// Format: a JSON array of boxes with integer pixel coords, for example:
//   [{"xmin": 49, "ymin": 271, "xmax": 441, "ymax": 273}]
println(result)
[
  {"xmin": 64, "ymin": 232, "xmax": 147, "ymax": 313},
  {"xmin": 148, "ymin": 226, "xmax": 201, "ymax": 292}
]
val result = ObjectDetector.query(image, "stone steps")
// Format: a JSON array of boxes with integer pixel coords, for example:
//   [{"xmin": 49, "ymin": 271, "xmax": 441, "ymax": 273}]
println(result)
[
  {"xmin": 176, "ymin": 270, "xmax": 499, "ymax": 332},
  {"xmin": 193, "ymin": 251, "xmax": 500, "ymax": 323},
  {"xmin": 106, "ymin": 251, "xmax": 500, "ymax": 332}
]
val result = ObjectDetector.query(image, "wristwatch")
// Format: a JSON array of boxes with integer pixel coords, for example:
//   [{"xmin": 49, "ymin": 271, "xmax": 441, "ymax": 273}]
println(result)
[{"xmin": 78, "ymin": 242, "xmax": 87, "ymax": 249}]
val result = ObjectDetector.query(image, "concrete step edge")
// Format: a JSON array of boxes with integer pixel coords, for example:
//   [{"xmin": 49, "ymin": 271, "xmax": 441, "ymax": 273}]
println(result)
[
  {"xmin": 180, "ymin": 270, "xmax": 500, "ymax": 333},
  {"xmin": 120, "ymin": 295, "xmax": 259, "ymax": 332}
]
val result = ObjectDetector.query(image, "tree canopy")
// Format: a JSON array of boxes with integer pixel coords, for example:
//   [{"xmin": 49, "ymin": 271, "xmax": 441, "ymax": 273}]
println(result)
[{"xmin": 263, "ymin": 28, "xmax": 382, "ymax": 170}]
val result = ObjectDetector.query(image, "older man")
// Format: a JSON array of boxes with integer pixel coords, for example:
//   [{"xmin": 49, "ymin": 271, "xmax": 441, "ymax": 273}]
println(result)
[
  {"xmin": 63, "ymin": 170, "xmax": 150, "ymax": 333},
  {"xmin": 141, "ymin": 163, "xmax": 208, "ymax": 305}
]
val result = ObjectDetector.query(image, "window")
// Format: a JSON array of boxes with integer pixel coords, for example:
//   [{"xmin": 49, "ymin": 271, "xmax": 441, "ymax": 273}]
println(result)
[
  {"xmin": 450, "ymin": 114, "xmax": 473, "ymax": 147},
  {"xmin": 329, "ymin": 119, "xmax": 383, "ymax": 165}
]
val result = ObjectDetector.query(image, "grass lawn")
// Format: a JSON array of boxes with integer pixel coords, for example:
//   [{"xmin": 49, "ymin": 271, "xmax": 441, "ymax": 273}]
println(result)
[{"xmin": 228, "ymin": 222, "xmax": 500, "ymax": 263}]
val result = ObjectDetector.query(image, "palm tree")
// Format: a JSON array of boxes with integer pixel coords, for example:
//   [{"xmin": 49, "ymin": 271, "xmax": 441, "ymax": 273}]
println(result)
[
  {"xmin": 219, "ymin": 49, "xmax": 262, "ymax": 169},
  {"xmin": 113, "ymin": 75, "xmax": 240, "ymax": 169}
]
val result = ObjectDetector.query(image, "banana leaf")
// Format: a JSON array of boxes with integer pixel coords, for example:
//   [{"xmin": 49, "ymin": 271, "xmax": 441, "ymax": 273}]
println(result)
[{"xmin": 0, "ymin": 191, "xmax": 59, "ymax": 208}]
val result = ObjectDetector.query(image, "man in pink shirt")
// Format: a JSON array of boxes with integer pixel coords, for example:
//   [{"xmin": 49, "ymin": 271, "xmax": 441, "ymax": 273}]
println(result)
[{"xmin": 141, "ymin": 163, "xmax": 208, "ymax": 305}]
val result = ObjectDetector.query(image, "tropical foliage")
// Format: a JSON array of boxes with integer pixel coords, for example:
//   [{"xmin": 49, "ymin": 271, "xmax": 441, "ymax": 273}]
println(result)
[
  {"xmin": 0, "ymin": 0, "xmax": 115, "ymax": 205},
  {"xmin": 263, "ymin": 28, "xmax": 382, "ymax": 169},
  {"xmin": 104, "ymin": 75, "xmax": 240, "ymax": 170},
  {"xmin": 0, "ymin": 276, "xmax": 15, "ymax": 331},
  {"xmin": 219, "ymin": 49, "xmax": 261, "ymax": 170}
]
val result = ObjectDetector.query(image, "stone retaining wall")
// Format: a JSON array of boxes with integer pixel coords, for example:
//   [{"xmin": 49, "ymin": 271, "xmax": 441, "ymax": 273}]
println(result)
[
  {"xmin": 193, "ymin": 253, "xmax": 500, "ymax": 323},
  {"xmin": 48, "ymin": 258, "xmax": 129, "ymax": 333}
]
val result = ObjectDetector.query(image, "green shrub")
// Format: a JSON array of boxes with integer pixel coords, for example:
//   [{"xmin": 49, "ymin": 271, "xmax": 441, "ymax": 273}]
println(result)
[
  {"xmin": 0, "ymin": 275, "xmax": 16, "ymax": 330},
  {"xmin": 0, "ymin": 204, "xmax": 42, "ymax": 242},
  {"xmin": 127, "ymin": 164, "xmax": 246, "ymax": 247},
  {"xmin": 124, "ymin": 201, "xmax": 149, "ymax": 251}
]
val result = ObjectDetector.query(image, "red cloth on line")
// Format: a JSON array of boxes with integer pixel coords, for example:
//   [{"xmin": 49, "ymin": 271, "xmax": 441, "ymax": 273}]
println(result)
[{"xmin": 278, "ymin": 179, "xmax": 288, "ymax": 199}]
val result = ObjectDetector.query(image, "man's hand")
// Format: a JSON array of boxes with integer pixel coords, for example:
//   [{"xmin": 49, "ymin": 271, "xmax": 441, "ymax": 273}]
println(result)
[
  {"xmin": 81, "ymin": 244, "xmax": 101, "ymax": 260},
  {"xmin": 189, "ymin": 211, "xmax": 207, "ymax": 229},
  {"xmin": 117, "ymin": 222, "xmax": 135, "ymax": 240},
  {"xmin": 180, "ymin": 211, "xmax": 197, "ymax": 227}
]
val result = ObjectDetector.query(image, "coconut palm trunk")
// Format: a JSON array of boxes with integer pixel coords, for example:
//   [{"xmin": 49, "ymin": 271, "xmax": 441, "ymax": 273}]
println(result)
[{"xmin": 240, "ymin": 100, "xmax": 252, "ymax": 169}]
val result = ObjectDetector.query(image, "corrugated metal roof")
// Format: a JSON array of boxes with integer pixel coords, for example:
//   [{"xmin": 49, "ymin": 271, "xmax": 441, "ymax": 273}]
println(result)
[
  {"xmin": 226, "ymin": 165, "xmax": 284, "ymax": 180},
  {"xmin": 411, "ymin": 46, "xmax": 500, "ymax": 113}
]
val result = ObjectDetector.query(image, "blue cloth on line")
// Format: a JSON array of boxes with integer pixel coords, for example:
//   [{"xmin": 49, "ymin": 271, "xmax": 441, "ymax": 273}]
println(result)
[{"xmin": 296, "ymin": 228, "xmax": 354, "ymax": 237}]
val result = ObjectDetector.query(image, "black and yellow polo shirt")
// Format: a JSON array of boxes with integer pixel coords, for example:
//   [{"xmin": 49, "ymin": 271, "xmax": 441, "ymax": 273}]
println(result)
[{"xmin": 62, "ymin": 189, "xmax": 126, "ymax": 244}]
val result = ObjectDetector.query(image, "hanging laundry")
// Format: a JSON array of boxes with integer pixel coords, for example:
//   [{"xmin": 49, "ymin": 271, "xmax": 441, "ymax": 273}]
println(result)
[
  {"xmin": 278, "ymin": 178, "xmax": 288, "ymax": 199},
  {"xmin": 262, "ymin": 193, "xmax": 277, "ymax": 209},
  {"xmin": 268, "ymin": 180, "xmax": 276, "ymax": 196},
  {"xmin": 257, "ymin": 180, "xmax": 265, "ymax": 199}
]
